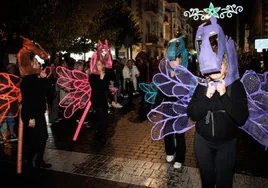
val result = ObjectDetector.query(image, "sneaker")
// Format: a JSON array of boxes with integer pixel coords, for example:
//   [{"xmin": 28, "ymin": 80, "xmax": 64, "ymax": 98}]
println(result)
[
  {"xmin": 83, "ymin": 123, "xmax": 92, "ymax": 129},
  {"xmin": 108, "ymin": 103, "xmax": 112, "ymax": 108},
  {"xmin": 114, "ymin": 103, "xmax": 123, "ymax": 108},
  {"xmin": 124, "ymin": 95, "xmax": 129, "ymax": 98},
  {"xmin": 7, "ymin": 134, "xmax": 18, "ymax": 141},
  {"xmin": 173, "ymin": 162, "xmax": 182, "ymax": 169},
  {"xmin": 166, "ymin": 155, "xmax": 174, "ymax": 162},
  {"xmin": 133, "ymin": 91, "xmax": 140, "ymax": 95}
]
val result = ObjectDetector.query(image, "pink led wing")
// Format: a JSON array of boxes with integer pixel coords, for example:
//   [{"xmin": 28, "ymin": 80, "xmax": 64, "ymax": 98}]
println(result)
[{"xmin": 56, "ymin": 66, "xmax": 91, "ymax": 119}]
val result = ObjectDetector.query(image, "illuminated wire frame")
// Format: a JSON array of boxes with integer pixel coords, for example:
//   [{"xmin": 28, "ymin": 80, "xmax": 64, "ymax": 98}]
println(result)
[
  {"xmin": 0, "ymin": 73, "xmax": 22, "ymax": 125},
  {"xmin": 183, "ymin": 2, "xmax": 243, "ymax": 20},
  {"xmin": 240, "ymin": 70, "xmax": 268, "ymax": 148},
  {"xmin": 147, "ymin": 59, "xmax": 268, "ymax": 148},
  {"xmin": 17, "ymin": 36, "xmax": 50, "ymax": 76},
  {"xmin": 56, "ymin": 66, "xmax": 91, "ymax": 119},
  {"xmin": 56, "ymin": 66, "xmax": 92, "ymax": 141},
  {"xmin": 147, "ymin": 59, "xmax": 199, "ymax": 140},
  {"xmin": 90, "ymin": 40, "xmax": 113, "ymax": 75},
  {"xmin": 139, "ymin": 82, "xmax": 157, "ymax": 104}
]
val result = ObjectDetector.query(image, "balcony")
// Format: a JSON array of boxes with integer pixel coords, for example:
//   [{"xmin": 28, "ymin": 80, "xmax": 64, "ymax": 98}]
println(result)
[
  {"xmin": 145, "ymin": 34, "xmax": 159, "ymax": 45},
  {"xmin": 164, "ymin": 15, "xmax": 169, "ymax": 23},
  {"xmin": 145, "ymin": 2, "xmax": 158, "ymax": 16},
  {"xmin": 164, "ymin": 40, "xmax": 169, "ymax": 47}
]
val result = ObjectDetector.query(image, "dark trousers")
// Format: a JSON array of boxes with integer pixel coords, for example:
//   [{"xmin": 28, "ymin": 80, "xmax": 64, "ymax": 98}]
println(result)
[
  {"xmin": 194, "ymin": 132, "xmax": 236, "ymax": 188},
  {"xmin": 140, "ymin": 90, "xmax": 146, "ymax": 106},
  {"xmin": 125, "ymin": 81, "xmax": 134, "ymax": 101},
  {"xmin": 164, "ymin": 133, "xmax": 186, "ymax": 163},
  {"xmin": 95, "ymin": 107, "xmax": 108, "ymax": 137},
  {"xmin": 23, "ymin": 114, "xmax": 48, "ymax": 165}
]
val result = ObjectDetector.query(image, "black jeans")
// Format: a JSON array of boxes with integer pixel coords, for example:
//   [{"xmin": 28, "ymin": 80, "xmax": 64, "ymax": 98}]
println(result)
[
  {"xmin": 125, "ymin": 80, "xmax": 134, "ymax": 101},
  {"xmin": 164, "ymin": 133, "xmax": 186, "ymax": 163},
  {"xmin": 194, "ymin": 132, "xmax": 236, "ymax": 188},
  {"xmin": 23, "ymin": 114, "xmax": 48, "ymax": 165},
  {"xmin": 95, "ymin": 107, "xmax": 108, "ymax": 138}
]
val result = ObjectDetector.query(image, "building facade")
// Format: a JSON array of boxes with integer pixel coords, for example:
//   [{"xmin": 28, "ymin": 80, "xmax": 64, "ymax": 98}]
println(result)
[
  {"xmin": 127, "ymin": 0, "xmax": 193, "ymax": 59},
  {"xmin": 249, "ymin": 0, "xmax": 268, "ymax": 50},
  {"xmin": 79, "ymin": 0, "xmax": 193, "ymax": 59},
  {"xmin": 123, "ymin": 0, "xmax": 165, "ymax": 59}
]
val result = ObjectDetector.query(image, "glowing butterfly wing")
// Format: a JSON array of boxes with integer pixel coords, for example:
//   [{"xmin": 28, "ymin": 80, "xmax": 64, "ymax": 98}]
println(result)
[
  {"xmin": 153, "ymin": 58, "xmax": 179, "ymax": 97},
  {"xmin": 139, "ymin": 82, "xmax": 158, "ymax": 104},
  {"xmin": 148, "ymin": 60, "xmax": 201, "ymax": 140},
  {"xmin": 147, "ymin": 102, "xmax": 195, "ymax": 140},
  {"xmin": 240, "ymin": 70, "xmax": 268, "ymax": 147},
  {"xmin": 56, "ymin": 66, "xmax": 91, "ymax": 119},
  {"xmin": 173, "ymin": 65, "xmax": 200, "ymax": 98},
  {"xmin": 0, "ymin": 73, "xmax": 21, "ymax": 124},
  {"xmin": 153, "ymin": 59, "xmax": 200, "ymax": 99}
]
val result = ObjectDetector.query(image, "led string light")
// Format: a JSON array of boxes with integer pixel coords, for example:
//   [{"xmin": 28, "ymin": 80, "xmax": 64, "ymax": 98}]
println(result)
[{"xmin": 184, "ymin": 2, "xmax": 243, "ymax": 20}]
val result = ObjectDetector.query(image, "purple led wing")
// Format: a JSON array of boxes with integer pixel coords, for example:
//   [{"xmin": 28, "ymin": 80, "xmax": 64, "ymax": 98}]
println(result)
[
  {"xmin": 148, "ymin": 102, "xmax": 194, "ymax": 140},
  {"xmin": 240, "ymin": 70, "xmax": 268, "ymax": 147}
]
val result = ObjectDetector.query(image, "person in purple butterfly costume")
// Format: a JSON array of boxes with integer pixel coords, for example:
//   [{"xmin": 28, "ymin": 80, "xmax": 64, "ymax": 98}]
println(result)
[
  {"xmin": 153, "ymin": 36, "xmax": 189, "ymax": 169},
  {"xmin": 187, "ymin": 17, "xmax": 249, "ymax": 188}
]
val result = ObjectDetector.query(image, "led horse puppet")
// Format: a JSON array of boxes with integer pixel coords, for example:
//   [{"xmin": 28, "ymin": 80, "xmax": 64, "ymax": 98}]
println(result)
[
  {"xmin": 147, "ymin": 17, "xmax": 268, "ymax": 149},
  {"xmin": 0, "ymin": 35, "xmax": 51, "ymax": 173},
  {"xmin": 17, "ymin": 36, "xmax": 50, "ymax": 76},
  {"xmin": 1, "ymin": 36, "xmax": 50, "ymax": 126},
  {"xmin": 147, "ymin": 36, "xmax": 197, "ymax": 140},
  {"xmin": 56, "ymin": 40, "xmax": 113, "ymax": 141},
  {"xmin": 139, "ymin": 36, "xmax": 189, "ymax": 104}
]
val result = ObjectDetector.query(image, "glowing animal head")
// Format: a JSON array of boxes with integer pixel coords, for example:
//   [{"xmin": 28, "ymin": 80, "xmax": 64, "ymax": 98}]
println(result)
[
  {"xmin": 90, "ymin": 40, "xmax": 113, "ymax": 74},
  {"xmin": 17, "ymin": 36, "xmax": 50, "ymax": 76},
  {"xmin": 166, "ymin": 36, "xmax": 188, "ymax": 68},
  {"xmin": 195, "ymin": 17, "xmax": 239, "ymax": 86},
  {"xmin": 195, "ymin": 17, "xmax": 226, "ymax": 75}
]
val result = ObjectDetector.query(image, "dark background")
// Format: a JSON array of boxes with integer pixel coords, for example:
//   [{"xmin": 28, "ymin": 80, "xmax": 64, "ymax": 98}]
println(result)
[{"xmin": 176, "ymin": 0, "xmax": 255, "ymax": 47}]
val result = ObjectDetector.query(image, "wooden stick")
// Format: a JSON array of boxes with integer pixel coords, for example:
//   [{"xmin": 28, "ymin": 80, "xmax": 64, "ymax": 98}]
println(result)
[{"xmin": 17, "ymin": 105, "xmax": 23, "ymax": 174}]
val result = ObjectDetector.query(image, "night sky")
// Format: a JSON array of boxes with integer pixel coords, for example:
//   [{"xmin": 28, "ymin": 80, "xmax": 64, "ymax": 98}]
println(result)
[{"xmin": 177, "ymin": 0, "xmax": 255, "ymax": 43}]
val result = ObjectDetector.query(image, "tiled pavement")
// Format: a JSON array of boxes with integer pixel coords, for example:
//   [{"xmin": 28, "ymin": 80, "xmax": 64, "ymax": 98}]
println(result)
[
  {"xmin": 43, "ymin": 148, "xmax": 268, "ymax": 188},
  {"xmin": 1, "ymin": 98, "xmax": 268, "ymax": 187}
]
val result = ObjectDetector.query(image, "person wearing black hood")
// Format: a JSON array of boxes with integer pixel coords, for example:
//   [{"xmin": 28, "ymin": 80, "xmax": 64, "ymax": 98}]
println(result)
[
  {"xmin": 20, "ymin": 57, "xmax": 52, "ymax": 169},
  {"xmin": 187, "ymin": 57, "xmax": 249, "ymax": 188}
]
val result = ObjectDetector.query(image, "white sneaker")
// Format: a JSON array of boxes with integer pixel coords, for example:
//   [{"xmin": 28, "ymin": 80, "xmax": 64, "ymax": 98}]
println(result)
[
  {"xmin": 166, "ymin": 155, "xmax": 174, "ymax": 162},
  {"xmin": 115, "ymin": 103, "xmax": 123, "ymax": 108},
  {"xmin": 173, "ymin": 162, "xmax": 182, "ymax": 169}
]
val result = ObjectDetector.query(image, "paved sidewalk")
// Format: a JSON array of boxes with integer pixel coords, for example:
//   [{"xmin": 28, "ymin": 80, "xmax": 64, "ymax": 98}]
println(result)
[
  {"xmin": 1, "ymin": 97, "xmax": 268, "ymax": 187},
  {"xmin": 44, "ymin": 148, "xmax": 268, "ymax": 188}
]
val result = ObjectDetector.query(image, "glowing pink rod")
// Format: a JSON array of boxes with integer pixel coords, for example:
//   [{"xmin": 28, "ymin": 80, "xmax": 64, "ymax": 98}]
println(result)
[
  {"xmin": 56, "ymin": 66, "xmax": 92, "ymax": 141},
  {"xmin": 73, "ymin": 100, "xmax": 91, "ymax": 140}
]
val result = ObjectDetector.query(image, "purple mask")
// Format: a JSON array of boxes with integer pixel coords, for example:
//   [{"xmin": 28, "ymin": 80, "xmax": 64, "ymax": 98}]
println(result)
[{"xmin": 195, "ymin": 17, "xmax": 239, "ymax": 86}]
